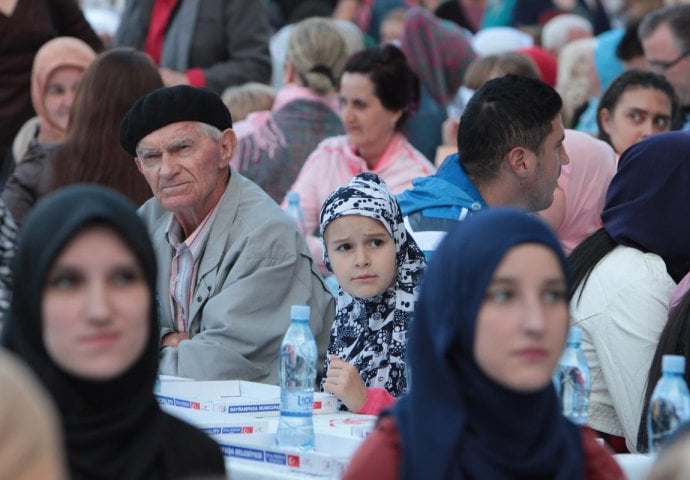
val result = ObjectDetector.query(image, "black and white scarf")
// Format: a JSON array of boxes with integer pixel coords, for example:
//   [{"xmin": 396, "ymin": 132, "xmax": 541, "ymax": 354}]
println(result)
[{"xmin": 319, "ymin": 172, "xmax": 426, "ymax": 397}]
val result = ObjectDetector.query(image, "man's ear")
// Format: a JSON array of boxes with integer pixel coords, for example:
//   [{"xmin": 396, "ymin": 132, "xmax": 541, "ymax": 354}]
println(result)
[
  {"xmin": 134, "ymin": 157, "xmax": 144, "ymax": 174},
  {"xmin": 219, "ymin": 128, "xmax": 237, "ymax": 166},
  {"xmin": 505, "ymin": 146, "xmax": 531, "ymax": 178}
]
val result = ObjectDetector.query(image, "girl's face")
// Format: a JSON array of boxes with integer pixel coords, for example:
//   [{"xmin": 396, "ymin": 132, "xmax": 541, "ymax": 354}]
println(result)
[
  {"xmin": 43, "ymin": 65, "xmax": 82, "ymax": 132},
  {"xmin": 325, "ymin": 215, "xmax": 397, "ymax": 299},
  {"xmin": 339, "ymin": 72, "xmax": 402, "ymax": 158},
  {"xmin": 42, "ymin": 226, "xmax": 150, "ymax": 380},
  {"xmin": 599, "ymin": 86, "xmax": 673, "ymax": 154},
  {"xmin": 473, "ymin": 243, "xmax": 569, "ymax": 393}
]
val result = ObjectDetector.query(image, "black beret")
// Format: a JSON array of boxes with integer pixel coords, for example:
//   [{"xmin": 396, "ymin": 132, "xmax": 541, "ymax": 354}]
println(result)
[{"xmin": 119, "ymin": 85, "xmax": 233, "ymax": 156}]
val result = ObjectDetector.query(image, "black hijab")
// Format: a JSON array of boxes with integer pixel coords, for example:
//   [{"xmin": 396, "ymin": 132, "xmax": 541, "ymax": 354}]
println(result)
[
  {"xmin": 393, "ymin": 208, "xmax": 582, "ymax": 480},
  {"xmin": 2, "ymin": 185, "xmax": 224, "ymax": 479}
]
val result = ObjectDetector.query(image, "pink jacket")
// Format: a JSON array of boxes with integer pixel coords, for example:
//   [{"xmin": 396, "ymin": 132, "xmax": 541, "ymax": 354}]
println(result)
[{"xmin": 287, "ymin": 133, "xmax": 434, "ymax": 269}]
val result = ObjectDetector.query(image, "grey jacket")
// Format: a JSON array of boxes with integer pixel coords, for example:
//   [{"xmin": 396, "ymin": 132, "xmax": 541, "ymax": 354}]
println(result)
[
  {"xmin": 139, "ymin": 169, "xmax": 335, "ymax": 383},
  {"xmin": 115, "ymin": 0, "xmax": 271, "ymax": 93}
]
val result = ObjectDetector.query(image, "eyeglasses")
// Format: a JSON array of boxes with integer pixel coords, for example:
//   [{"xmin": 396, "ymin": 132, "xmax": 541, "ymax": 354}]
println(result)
[{"xmin": 648, "ymin": 50, "xmax": 690, "ymax": 72}]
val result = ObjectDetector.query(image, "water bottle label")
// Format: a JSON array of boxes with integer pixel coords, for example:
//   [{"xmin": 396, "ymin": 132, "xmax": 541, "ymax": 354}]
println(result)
[
  {"xmin": 280, "ymin": 391, "xmax": 313, "ymax": 416},
  {"xmin": 649, "ymin": 397, "xmax": 687, "ymax": 451},
  {"xmin": 557, "ymin": 365, "xmax": 589, "ymax": 424}
]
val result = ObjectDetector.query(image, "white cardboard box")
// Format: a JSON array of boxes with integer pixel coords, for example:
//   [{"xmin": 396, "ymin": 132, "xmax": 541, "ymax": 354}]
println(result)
[
  {"xmin": 155, "ymin": 379, "xmax": 339, "ymax": 417},
  {"xmin": 161, "ymin": 404, "xmax": 270, "ymax": 436},
  {"xmin": 219, "ymin": 432, "xmax": 361, "ymax": 477}
]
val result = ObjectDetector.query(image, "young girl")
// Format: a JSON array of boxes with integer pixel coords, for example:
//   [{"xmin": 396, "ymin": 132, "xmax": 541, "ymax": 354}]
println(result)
[{"xmin": 319, "ymin": 172, "xmax": 426, "ymax": 414}]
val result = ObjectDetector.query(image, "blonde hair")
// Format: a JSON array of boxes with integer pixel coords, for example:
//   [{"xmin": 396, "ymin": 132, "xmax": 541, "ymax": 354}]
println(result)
[
  {"xmin": 463, "ymin": 52, "xmax": 540, "ymax": 91},
  {"xmin": 286, "ymin": 17, "xmax": 348, "ymax": 95},
  {"xmin": 221, "ymin": 82, "xmax": 276, "ymax": 122},
  {"xmin": 556, "ymin": 37, "xmax": 598, "ymax": 127},
  {"xmin": 541, "ymin": 14, "xmax": 593, "ymax": 54}
]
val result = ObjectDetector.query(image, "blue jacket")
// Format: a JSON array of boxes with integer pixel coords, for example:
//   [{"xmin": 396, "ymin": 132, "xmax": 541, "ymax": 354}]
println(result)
[{"xmin": 397, "ymin": 153, "xmax": 487, "ymax": 257}]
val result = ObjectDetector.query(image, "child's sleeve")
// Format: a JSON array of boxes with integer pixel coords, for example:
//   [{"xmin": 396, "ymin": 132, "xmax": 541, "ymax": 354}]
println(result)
[{"xmin": 356, "ymin": 388, "xmax": 397, "ymax": 415}]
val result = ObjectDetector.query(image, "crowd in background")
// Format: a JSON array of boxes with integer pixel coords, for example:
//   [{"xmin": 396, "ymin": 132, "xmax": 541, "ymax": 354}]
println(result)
[{"xmin": 4, "ymin": 0, "xmax": 690, "ymax": 478}]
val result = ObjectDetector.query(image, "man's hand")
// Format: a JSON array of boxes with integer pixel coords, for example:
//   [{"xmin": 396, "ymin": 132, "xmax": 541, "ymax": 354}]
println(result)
[
  {"xmin": 159, "ymin": 67, "xmax": 190, "ymax": 87},
  {"xmin": 161, "ymin": 331, "xmax": 189, "ymax": 348},
  {"xmin": 323, "ymin": 355, "xmax": 368, "ymax": 412}
]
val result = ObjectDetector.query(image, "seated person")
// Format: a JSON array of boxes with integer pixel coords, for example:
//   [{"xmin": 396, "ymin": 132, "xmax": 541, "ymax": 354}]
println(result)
[
  {"xmin": 286, "ymin": 44, "xmax": 435, "ymax": 272},
  {"xmin": 319, "ymin": 173, "xmax": 426, "ymax": 414},
  {"xmin": 2, "ymin": 185, "xmax": 226, "ymax": 479},
  {"xmin": 119, "ymin": 85, "xmax": 335, "ymax": 382},
  {"xmin": 342, "ymin": 208, "xmax": 623, "ymax": 479},
  {"xmin": 597, "ymin": 69, "xmax": 678, "ymax": 160},
  {"xmin": 569, "ymin": 132, "xmax": 690, "ymax": 452},
  {"xmin": 398, "ymin": 74, "xmax": 568, "ymax": 257}
]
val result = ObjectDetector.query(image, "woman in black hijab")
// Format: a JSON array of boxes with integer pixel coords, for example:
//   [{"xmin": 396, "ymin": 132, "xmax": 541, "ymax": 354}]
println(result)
[{"xmin": 1, "ymin": 184, "xmax": 225, "ymax": 479}]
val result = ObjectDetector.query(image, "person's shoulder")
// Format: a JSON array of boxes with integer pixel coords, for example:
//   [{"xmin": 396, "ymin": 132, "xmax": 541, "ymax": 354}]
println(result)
[
  {"xmin": 226, "ymin": 172, "xmax": 298, "ymax": 237},
  {"xmin": 312, "ymin": 135, "xmax": 349, "ymax": 153},
  {"xmin": 599, "ymin": 246, "xmax": 673, "ymax": 282},
  {"xmin": 137, "ymin": 196, "xmax": 168, "ymax": 229},
  {"xmin": 581, "ymin": 427, "xmax": 625, "ymax": 480},
  {"xmin": 341, "ymin": 415, "xmax": 401, "ymax": 480}
]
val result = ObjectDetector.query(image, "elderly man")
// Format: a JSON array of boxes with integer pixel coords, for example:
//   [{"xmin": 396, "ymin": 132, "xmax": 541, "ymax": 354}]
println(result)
[
  {"xmin": 398, "ymin": 75, "xmax": 569, "ymax": 257},
  {"xmin": 119, "ymin": 85, "xmax": 334, "ymax": 382},
  {"xmin": 640, "ymin": 4, "xmax": 690, "ymax": 129}
]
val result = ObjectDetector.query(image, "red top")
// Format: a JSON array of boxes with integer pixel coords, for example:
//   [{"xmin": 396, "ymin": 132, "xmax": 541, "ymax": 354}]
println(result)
[
  {"xmin": 342, "ymin": 416, "xmax": 625, "ymax": 480},
  {"xmin": 357, "ymin": 388, "xmax": 397, "ymax": 416},
  {"xmin": 143, "ymin": 0, "xmax": 206, "ymax": 87},
  {"xmin": 143, "ymin": 0, "xmax": 177, "ymax": 65}
]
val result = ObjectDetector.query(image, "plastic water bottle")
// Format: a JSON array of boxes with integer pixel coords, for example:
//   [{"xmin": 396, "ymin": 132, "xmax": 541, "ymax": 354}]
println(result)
[
  {"xmin": 648, "ymin": 354, "xmax": 690, "ymax": 453},
  {"xmin": 284, "ymin": 191, "xmax": 308, "ymax": 237},
  {"xmin": 555, "ymin": 327, "xmax": 591, "ymax": 425},
  {"xmin": 275, "ymin": 305, "xmax": 317, "ymax": 451}
]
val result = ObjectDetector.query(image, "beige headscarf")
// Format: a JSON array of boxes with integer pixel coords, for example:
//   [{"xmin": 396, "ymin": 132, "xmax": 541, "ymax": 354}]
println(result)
[
  {"xmin": 30, "ymin": 37, "xmax": 96, "ymax": 145},
  {"xmin": 0, "ymin": 349, "xmax": 66, "ymax": 480}
]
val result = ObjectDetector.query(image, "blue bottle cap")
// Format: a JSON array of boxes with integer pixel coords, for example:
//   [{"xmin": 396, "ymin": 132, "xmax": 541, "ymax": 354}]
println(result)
[
  {"xmin": 662, "ymin": 354, "xmax": 686, "ymax": 374},
  {"xmin": 567, "ymin": 326, "xmax": 582, "ymax": 344},
  {"xmin": 291, "ymin": 305, "xmax": 310, "ymax": 321},
  {"xmin": 287, "ymin": 191, "xmax": 300, "ymax": 204}
]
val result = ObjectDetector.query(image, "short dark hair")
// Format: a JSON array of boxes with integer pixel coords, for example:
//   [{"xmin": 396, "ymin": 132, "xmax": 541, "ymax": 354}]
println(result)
[
  {"xmin": 616, "ymin": 18, "xmax": 644, "ymax": 62},
  {"xmin": 343, "ymin": 44, "xmax": 420, "ymax": 131},
  {"xmin": 639, "ymin": 4, "xmax": 690, "ymax": 54},
  {"xmin": 457, "ymin": 74, "xmax": 562, "ymax": 184},
  {"xmin": 597, "ymin": 69, "xmax": 679, "ymax": 146}
]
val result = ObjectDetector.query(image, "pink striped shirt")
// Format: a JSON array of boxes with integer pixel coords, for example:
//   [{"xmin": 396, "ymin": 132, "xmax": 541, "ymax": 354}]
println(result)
[
  {"xmin": 287, "ymin": 133, "xmax": 434, "ymax": 270},
  {"xmin": 166, "ymin": 202, "xmax": 221, "ymax": 333}
]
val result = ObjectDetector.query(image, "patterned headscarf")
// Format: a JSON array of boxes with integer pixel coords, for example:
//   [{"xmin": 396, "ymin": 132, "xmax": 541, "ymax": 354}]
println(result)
[
  {"xmin": 400, "ymin": 7, "xmax": 476, "ymax": 107},
  {"xmin": 319, "ymin": 172, "xmax": 426, "ymax": 398}
]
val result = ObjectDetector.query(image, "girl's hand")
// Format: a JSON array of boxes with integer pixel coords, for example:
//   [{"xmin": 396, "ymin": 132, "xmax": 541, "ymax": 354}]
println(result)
[{"xmin": 323, "ymin": 355, "xmax": 368, "ymax": 412}]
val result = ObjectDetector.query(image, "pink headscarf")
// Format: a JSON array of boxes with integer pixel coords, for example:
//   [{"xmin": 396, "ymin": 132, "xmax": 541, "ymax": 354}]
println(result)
[
  {"xmin": 669, "ymin": 271, "xmax": 690, "ymax": 312},
  {"xmin": 30, "ymin": 37, "xmax": 96, "ymax": 144},
  {"xmin": 539, "ymin": 129, "xmax": 616, "ymax": 254}
]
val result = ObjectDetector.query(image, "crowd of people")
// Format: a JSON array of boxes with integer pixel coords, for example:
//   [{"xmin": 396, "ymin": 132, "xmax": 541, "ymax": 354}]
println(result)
[{"xmin": 3, "ymin": 0, "xmax": 690, "ymax": 478}]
